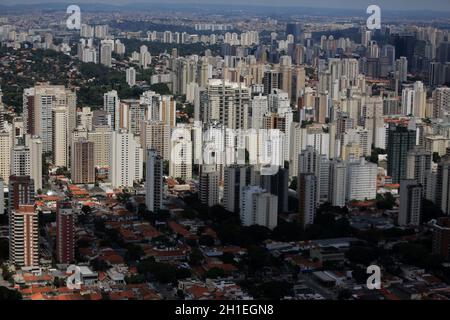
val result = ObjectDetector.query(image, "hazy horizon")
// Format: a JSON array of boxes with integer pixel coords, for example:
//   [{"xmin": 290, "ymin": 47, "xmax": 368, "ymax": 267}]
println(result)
[{"xmin": 1, "ymin": 0, "xmax": 450, "ymax": 12}]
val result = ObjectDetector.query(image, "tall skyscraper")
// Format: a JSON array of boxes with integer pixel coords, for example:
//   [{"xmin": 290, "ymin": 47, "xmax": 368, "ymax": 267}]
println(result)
[
  {"xmin": 0, "ymin": 128, "xmax": 12, "ymax": 184},
  {"xmin": 257, "ymin": 166, "xmax": 289, "ymax": 213},
  {"xmin": 56, "ymin": 201, "xmax": 75, "ymax": 264},
  {"xmin": 110, "ymin": 130, "xmax": 143, "ymax": 188},
  {"xmin": 199, "ymin": 164, "xmax": 219, "ymax": 208},
  {"xmin": 240, "ymin": 186, "xmax": 278, "ymax": 229},
  {"xmin": 223, "ymin": 165, "xmax": 253, "ymax": 213},
  {"xmin": 436, "ymin": 156, "xmax": 450, "ymax": 215},
  {"xmin": 104, "ymin": 90, "xmax": 120, "ymax": 130},
  {"xmin": 432, "ymin": 87, "xmax": 450, "ymax": 118},
  {"xmin": 10, "ymin": 205, "xmax": 39, "ymax": 267},
  {"xmin": 26, "ymin": 135, "xmax": 43, "ymax": 191},
  {"xmin": 145, "ymin": 149, "xmax": 163, "ymax": 213},
  {"xmin": 52, "ymin": 106, "xmax": 68, "ymax": 167},
  {"xmin": 169, "ymin": 128, "xmax": 192, "ymax": 181},
  {"xmin": 201, "ymin": 79, "xmax": 251, "ymax": 129},
  {"xmin": 0, "ymin": 178, "xmax": 4, "ymax": 215},
  {"xmin": 298, "ymin": 173, "xmax": 317, "ymax": 228},
  {"xmin": 100, "ymin": 42, "xmax": 112, "ymax": 67},
  {"xmin": 88, "ymin": 125, "xmax": 112, "ymax": 168},
  {"xmin": 329, "ymin": 159, "xmax": 347, "ymax": 207},
  {"xmin": 71, "ymin": 138, "xmax": 95, "ymax": 184},
  {"xmin": 406, "ymin": 147, "xmax": 432, "ymax": 194},
  {"xmin": 387, "ymin": 124, "xmax": 417, "ymax": 184},
  {"xmin": 23, "ymin": 85, "xmax": 76, "ymax": 153},
  {"xmin": 126, "ymin": 67, "xmax": 136, "ymax": 86},
  {"xmin": 140, "ymin": 121, "xmax": 171, "ymax": 161},
  {"xmin": 399, "ymin": 179, "xmax": 423, "ymax": 226}
]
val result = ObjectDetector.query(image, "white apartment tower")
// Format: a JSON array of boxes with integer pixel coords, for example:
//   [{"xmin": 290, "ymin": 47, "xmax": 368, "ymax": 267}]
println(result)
[
  {"xmin": 126, "ymin": 67, "xmax": 136, "ymax": 87},
  {"xmin": 110, "ymin": 130, "xmax": 143, "ymax": 188},
  {"xmin": 52, "ymin": 107, "xmax": 68, "ymax": 167},
  {"xmin": 240, "ymin": 186, "xmax": 278, "ymax": 229},
  {"xmin": 169, "ymin": 127, "xmax": 193, "ymax": 181}
]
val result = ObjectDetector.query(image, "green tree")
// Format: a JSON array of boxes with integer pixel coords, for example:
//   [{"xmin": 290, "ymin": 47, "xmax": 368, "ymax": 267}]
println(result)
[
  {"xmin": 0, "ymin": 287, "xmax": 22, "ymax": 300},
  {"xmin": 205, "ymin": 267, "xmax": 225, "ymax": 279}
]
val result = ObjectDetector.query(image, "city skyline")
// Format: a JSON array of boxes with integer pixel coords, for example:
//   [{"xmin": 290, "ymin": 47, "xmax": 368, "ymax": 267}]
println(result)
[{"xmin": 1, "ymin": 0, "xmax": 450, "ymax": 12}]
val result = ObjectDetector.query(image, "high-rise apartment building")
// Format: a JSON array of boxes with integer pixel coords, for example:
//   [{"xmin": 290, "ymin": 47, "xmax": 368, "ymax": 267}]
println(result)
[
  {"xmin": 87, "ymin": 125, "xmax": 112, "ymax": 167},
  {"xmin": 240, "ymin": 186, "xmax": 278, "ymax": 230},
  {"xmin": 199, "ymin": 164, "xmax": 219, "ymax": 208},
  {"xmin": 201, "ymin": 79, "xmax": 251, "ymax": 130},
  {"xmin": 140, "ymin": 121, "xmax": 171, "ymax": 161},
  {"xmin": 223, "ymin": 165, "xmax": 254, "ymax": 213},
  {"xmin": 298, "ymin": 173, "xmax": 317, "ymax": 228},
  {"xmin": 71, "ymin": 138, "xmax": 95, "ymax": 184},
  {"xmin": 126, "ymin": 67, "xmax": 136, "ymax": 86},
  {"xmin": 26, "ymin": 135, "xmax": 43, "ymax": 191},
  {"xmin": 9, "ymin": 205, "xmax": 39, "ymax": 267},
  {"xmin": 346, "ymin": 157, "xmax": 377, "ymax": 201},
  {"xmin": 145, "ymin": 149, "xmax": 163, "ymax": 213},
  {"xmin": 100, "ymin": 42, "xmax": 112, "ymax": 67},
  {"xmin": 0, "ymin": 127, "xmax": 12, "ymax": 184},
  {"xmin": 56, "ymin": 201, "xmax": 75, "ymax": 264},
  {"xmin": 329, "ymin": 159, "xmax": 347, "ymax": 207},
  {"xmin": 406, "ymin": 146, "xmax": 432, "ymax": 194},
  {"xmin": 387, "ymin": 124, "xmax": 417, "ymax": 184},
  {"xmin": 110, "ymin": 130, "xmax": 143, "ymax": 188},
  {"xmin": 169, "ymin": 128, "xmax": 192, "ymax": 181},
  {"xmin": 399, "ymin": 179, "xmax": 423, "ymax": 226},
  {"xmin": 23, "ymin": 85, "xmax": 76, "ymax": 153},
  {"xmin": 52, "ymin": 106, "xmax": 68, "ymax": 167},
  {"xmin": 11, "ymin": 144, "xmax": 31, "ymax": 177},
  {"xmin": 104, "ymin": 90, "xmax": 120, "ymax": 130}
]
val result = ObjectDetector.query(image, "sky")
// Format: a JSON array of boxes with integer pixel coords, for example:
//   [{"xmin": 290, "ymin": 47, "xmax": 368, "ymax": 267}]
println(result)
[{"xmin": 0, "ymin": 0, "xmax": 449, "ymax": 12}]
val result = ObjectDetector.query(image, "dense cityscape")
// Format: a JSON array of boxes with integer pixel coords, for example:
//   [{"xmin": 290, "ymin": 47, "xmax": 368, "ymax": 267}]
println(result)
[{"xmin": 0, "ymin": 0, "xmax": 450, "ymax": 302}]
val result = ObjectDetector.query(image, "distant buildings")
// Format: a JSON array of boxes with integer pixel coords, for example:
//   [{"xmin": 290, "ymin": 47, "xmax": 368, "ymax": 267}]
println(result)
[
  {"xmin": 126, "ymin": 67, "xmax": 136, "ymax": 86},
  {"xmin": 100, "ymin": 42, "xmax": 112, "ymax": 67}
]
